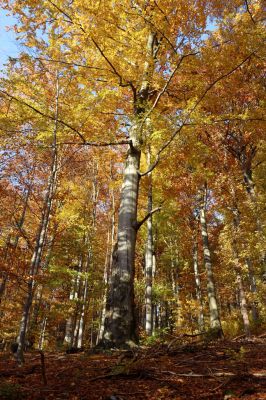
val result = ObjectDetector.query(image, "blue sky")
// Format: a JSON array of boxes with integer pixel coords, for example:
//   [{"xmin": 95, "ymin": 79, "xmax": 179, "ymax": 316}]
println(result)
[{"xmin": 0, "ymin": 9, "xmax": 20, "ymax": 68}]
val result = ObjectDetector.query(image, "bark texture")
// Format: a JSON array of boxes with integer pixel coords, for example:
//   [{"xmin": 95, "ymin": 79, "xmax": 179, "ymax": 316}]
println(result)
[
  {"xmin": 101, "ymin": 31, "xmax": 158, "ymax": 348},
  {"xmin": 145, "ymin": 147, "xmax": 153, "ymax": 336},
  {"xmin": 192, "ymin": 234, "xmax": 204, "ymax": 332},
  {"xmin": 199, "ymin": 184, "xmax": 223, "ymax": 336}
]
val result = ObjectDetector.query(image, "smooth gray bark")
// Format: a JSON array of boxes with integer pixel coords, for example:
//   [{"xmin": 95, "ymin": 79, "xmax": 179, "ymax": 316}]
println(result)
[
  {"xmin": 192, "ymin": 234, "xmax": 204, "ymax": 332},
  {"xmin": 236, "ymin": 272, "xmax": 250, "ymax": 336},
  {"xmin": 38, "ymin": 316, "xmax": 47, "ymax": 350},
  {"xmin": 77, "ymin": 276, "xmax": 88, "ymax": 348},
  {"xmin": 199, "ymin": 185, "xmax": 223, "ymax": 336},
  {"xmin": 98, "ymin": 184, "xmax": 115, "ymax": 342},
  {"xmin": 102, "ymin": 142, "xmax": 140, "ymax": 347},
  {"xmin": 64, "ymin": 273, "xmax": 76, "ymax": 346},
  {"xmin": 145, "ymin": 147, "xmax": 153, "ymax": 336},
  {"xmin": 101, "ymin": 31, "xmax": 158, "ymax": 348}
]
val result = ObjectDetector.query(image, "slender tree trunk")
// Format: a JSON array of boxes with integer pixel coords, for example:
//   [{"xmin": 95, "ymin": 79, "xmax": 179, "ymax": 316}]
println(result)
[
  {"xmin": 145, "ymin": 147, "xmax": 153, "ymax": 336},
  {"xmin": 230, "ymin": 184, "xmax": 259, "ymax": 324},
  {"xmin": 98, "ymin": 170, "xmax": 116, "ymax": 342},
  {"xmin": 16, "ymin": 77, "xmax": 59, "ymax": 364},
  {"xmin": 192, "ymin": 233, "xmax": 204, "ymax": 332},
  {"xmin": 38, "ymin": 314, "xmax": 48, "ymax": 350},
  {"xmin": 231, "ymin": 204, "xmax": 250, "ymax": 335},
  {"xmin": 0, "ymin": 188, "xmax": 30, "ymax": 305},
  {"xmin": 98, "ymin": 230, "xmax": 111, "ymax": 343},
  {"xmin": 242, "ymin": 165, "xmax": 266, "ymax": 281},
  {"xmin": 0, "ymin": 237, "xmax": 10, "ymax": 304},
  {"xmin": 199, "ymin": 184, "xmax": 223, "ymax": 336},
  {"xmin": 77, "ymin": 276, "xmax": 88, "ymax": 348},
  {"xmin": 236, "ymin": 273, "xmax": 250, "ymax": 336},
  {"xmin": 71, "ymin": 258, "xmax": 82, "ymax": 347},
  {"xmin": 245, "ymin": 258, "xmax": 259, "ymax": 322},
  {"xmin": 64, "ymin": 274, "xmax": 76, "ymax": 346}
]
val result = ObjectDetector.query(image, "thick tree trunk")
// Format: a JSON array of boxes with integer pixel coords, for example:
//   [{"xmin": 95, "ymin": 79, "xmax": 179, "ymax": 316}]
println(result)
[
  {"xmin": 101, "ymin": 144, "xmax": 140, "ymax": 347},
  {"xmin": 101, "ymin": 30, "xmax": 158, "ymax": 348},
  {"xmin": 199, "ymin": 185, "xmax": 223, "ymax": 336}
]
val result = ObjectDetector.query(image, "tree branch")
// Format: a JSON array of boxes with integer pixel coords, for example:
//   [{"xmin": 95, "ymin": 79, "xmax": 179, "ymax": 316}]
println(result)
[
  {"xmin": 91, "ymin": 38, "xmax": 134, "ymax": 89},
  {"xmin": 244, "ymin": 0, "xmax": 256, "ymax": 24},
  {"xmin": 139, "ymin": 53, "xmax": 254, "ymax": 176},
  {"xmin": 0, "ymin": 90, "xmax": 88, "ymax": 143},
  {"xmin": 141, "ymin": 51, "xmax": 198, "ymax": 127},
  {"xmin": 56, "ymin": 140, "xmax": 130, "ymax": 147},
  {"xmin": 134, "ymin": 206, "xmax": 162, "ymax": 230},
  {"xmin": 0, "ymin": 91, "xmax": 131, "ymax": 148}
]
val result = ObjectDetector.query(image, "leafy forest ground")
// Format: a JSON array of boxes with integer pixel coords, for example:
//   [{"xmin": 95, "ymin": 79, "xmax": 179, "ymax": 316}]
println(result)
[{"xmin": 1, "ymin": 336, "xmax": 266, "ymax": 400}]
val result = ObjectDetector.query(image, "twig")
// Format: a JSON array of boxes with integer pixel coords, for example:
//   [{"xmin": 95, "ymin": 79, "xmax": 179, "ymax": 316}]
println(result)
[{"xmin": 232, "ymin": 334, "xmax": 245, "ymax": 341}]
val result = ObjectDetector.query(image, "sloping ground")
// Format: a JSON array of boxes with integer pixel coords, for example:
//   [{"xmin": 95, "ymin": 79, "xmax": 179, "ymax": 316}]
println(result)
[{"xmin": 0, "ymin": 338, "xmax": 265, "ymax": 400}]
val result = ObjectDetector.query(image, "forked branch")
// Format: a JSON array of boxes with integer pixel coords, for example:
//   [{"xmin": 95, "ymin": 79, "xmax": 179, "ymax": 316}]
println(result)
[{"xmin": 134, "ymin": 206, "xmax": 162, "ymax": 230}]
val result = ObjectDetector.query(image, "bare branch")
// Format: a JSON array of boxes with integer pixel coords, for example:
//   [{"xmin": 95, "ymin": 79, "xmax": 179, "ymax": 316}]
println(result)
[
  {"xmin": 134, "ymin": 206, "xmax": 162, "ymax": 230},
  {"xmin": 0, "ymin": 90, "xmax": 131, "ymax": 148},
  {"xmin": 33, "ymin": 57, "xmax": 112, "ymax": 73},
  {"xmin": 190, "ymin": 52, "xmax": 254, "ymax": 116},
  {"xmin": 56, "ymin": 140, "xmax": 130, "ymax": 147},
  {"xmin": 47, "ymin": 0, "xmax": 74, "ymax": 22},
  {"xmin": 91, "ymin": 38, "xmax": 134, "ymax": 89},
  {"xmin": 154, "ymin": 1, "xmax": 170, "ymax": 23},
  {"xmin": 142, "ymin": 51, "xmax": 198, "ymax": 126},
  {"xmin": 244, "ymin": 0, "xmax": 256, "ymax": 24},
  {"xmin": 0, "ymin": 90, "xmax": 87, "ymax": 143}
]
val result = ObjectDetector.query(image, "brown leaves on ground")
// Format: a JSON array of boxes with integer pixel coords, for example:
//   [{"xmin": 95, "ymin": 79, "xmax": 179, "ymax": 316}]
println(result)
[{"xmin": 0, "ymin": 338, "xmax": 265, "ymax": 400}]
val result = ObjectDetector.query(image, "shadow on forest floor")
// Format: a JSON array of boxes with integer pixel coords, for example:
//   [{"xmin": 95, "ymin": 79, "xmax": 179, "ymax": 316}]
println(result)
[{"xmin": 0, "ymin": 336, "xmax": 266, "ymax": 399}]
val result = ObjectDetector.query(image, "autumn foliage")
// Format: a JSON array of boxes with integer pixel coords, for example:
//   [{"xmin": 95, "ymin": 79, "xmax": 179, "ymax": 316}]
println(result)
[{"xmin": 0, "ymin": 0, "xmax": 265, "ymax": 358}]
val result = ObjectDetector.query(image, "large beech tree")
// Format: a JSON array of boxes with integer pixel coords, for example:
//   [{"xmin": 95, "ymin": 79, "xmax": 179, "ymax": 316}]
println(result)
[{"xmin": 0, "ymin": 0, "xmax": 265, "ymax": 349}]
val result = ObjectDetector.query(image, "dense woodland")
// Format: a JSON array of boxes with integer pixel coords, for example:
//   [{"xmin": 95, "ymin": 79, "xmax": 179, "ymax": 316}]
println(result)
[{"xmin": 0, "ymin": 0, "xmax": 265, "ymax": 375}]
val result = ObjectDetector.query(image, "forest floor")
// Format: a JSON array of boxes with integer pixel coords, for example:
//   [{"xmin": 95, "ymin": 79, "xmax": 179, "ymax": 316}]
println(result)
[{"xmin": 0, "ymin": 336, "xmax": 266, "ymax": 400}]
